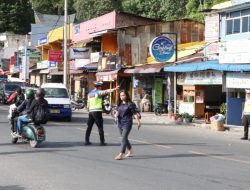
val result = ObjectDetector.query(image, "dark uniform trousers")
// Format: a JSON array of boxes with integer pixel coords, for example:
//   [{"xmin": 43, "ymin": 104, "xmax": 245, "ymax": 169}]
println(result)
[
  {"xmin": 85, "ymin": 111, "xmax": 105, "ymax": 143},
  {"xmin": 242, "ymin": 115, "xmax": 250, "ymax": 138}
]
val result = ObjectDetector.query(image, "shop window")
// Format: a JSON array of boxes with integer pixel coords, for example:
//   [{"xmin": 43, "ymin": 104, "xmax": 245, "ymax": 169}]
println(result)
[
  {"xmin": 242, "ymin": 16, "xmax": 250, "ymax": 32},
  {"xmin": 183, "ymin": 90, "xmax": 195, "ymax": 103}
]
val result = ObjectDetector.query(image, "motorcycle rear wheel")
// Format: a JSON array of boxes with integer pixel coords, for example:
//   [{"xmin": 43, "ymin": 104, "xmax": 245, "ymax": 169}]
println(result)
[
  {"xmin": 11, "ymin": 137, "xmax": 18, "ymax": 144},
  {"xmin": 154, "ymin": 108, "xmax": 162, "ymax": 116}
]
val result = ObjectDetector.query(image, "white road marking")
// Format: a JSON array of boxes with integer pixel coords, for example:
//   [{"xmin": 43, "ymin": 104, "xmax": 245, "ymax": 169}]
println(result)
[{"xmin": 189, "ymin": 150, "xmax": 250, "ymax": 165}]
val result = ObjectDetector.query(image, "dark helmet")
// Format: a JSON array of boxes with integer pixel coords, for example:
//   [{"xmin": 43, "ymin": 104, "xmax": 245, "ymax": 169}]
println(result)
[
  {"xmin": 93, "ymin": 81, "xmax": 103, "ymax": 87},
  {"xmin": 36, "ymin": 88, "xmax": 45, "ymax": 98},
  {"xmin": 25, "ymin": 89, "xmax": 35, "ymax": 99},
  {"xmin": 16, "ymin": 87, "xmax": 22, "ymax": 94}
]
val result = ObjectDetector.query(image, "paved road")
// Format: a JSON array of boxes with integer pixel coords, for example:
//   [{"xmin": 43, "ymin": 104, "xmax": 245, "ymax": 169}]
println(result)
[{"xmin": 0, "ymin": 105, "xmax": 250, "ymax": 190}]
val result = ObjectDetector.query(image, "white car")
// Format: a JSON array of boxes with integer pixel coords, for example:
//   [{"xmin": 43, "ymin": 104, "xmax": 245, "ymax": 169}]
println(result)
[{"xmin": 41, "ymin": 83, "xmax": 72, "ymax": 121}]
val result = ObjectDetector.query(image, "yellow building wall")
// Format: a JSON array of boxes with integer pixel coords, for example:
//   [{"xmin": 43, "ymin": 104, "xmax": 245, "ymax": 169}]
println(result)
[
  {"xmin": 48, "ymin": 23, "xmax": 73, "ymax": 43},
  {"xmin": 102, "ymin": 33, "xmax": 117, "ymax": 54}
]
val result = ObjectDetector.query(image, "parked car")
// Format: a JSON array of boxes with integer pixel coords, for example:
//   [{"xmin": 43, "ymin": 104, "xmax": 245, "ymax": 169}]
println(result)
[
  {"xmin": 0, "ymin": 82, "xmax": 21, "ymax": 104},
  {"xmin": 41, "ymin": 83, "xmax": 72, "ymax": 121}
]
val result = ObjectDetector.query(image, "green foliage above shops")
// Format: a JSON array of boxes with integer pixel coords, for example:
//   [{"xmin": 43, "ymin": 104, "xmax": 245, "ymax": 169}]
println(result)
[
  {"xmin": 30, "ymin": 0, "xmax": 75, "ymax": 15},
  {"xmin": 0, "ymin": 0, "xmax": 34, "ymax": 34},
  {"xmin": 0, "ymin": 0, "xmax": 229, "ymax": 34}
]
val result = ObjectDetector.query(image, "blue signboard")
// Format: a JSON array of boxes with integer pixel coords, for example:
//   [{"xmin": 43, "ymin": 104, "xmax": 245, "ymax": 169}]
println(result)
[
  {"xmin": 49, "ymin": 61, "xmax": 57, "ymax": 68},
  {"xmin": 38, "ymin": 37, "xmax": 48, "ymax": 45},
  {"xmin": 149, "ymin": 36, "xmax": 174, "ymax": 62}
]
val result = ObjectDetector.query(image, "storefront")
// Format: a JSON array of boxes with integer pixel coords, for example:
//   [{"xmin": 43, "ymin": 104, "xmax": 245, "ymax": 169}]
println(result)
[
  {"xmin": 226, "ymin": 72, "xmax": 250, "ymax": 125},
  {"xmin": 124, "ymin": 63, "xmax": 167, "ymax": 111},
  {"xmin": 176, "ymin": 70, "xmax": 224, "ymax": 117}
]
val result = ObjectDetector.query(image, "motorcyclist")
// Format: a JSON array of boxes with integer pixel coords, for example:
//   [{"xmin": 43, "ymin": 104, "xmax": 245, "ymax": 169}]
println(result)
[
  {"xmin": 14, "ymin": 89, "xmax": 36, "ymax": 136},
  {"xmin": 8, "ymin": 87, "xmax": 25, "ymax": 120},
  {"xmin": 13, "ymin": 87, "xmax": 25, "ymax": 107}
]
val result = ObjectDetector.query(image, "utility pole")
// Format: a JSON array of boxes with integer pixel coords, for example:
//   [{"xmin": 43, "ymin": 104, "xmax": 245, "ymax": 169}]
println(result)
[{"xmin": 63, "ymin": 0, "xmax": 68, "ymax": 86}]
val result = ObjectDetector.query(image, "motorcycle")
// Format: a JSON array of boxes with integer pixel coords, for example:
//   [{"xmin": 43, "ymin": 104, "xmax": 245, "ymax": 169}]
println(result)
[
  {"xmin": 9, "ymin": 110, "xmax": 46, "ymax": 148},
  {"xmin": 71, "ymin": 99, "xmax": 85, "ymax": 111},
  {"xmin": 154, "ymin": 103, "xmax": 169, "ymax": 116},
  {"xmin": 102, "ymin": 95, "xmax": 111, "ymax": 114}
]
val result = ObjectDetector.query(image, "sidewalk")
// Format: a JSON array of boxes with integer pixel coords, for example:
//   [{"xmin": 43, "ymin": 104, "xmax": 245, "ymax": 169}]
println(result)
[{"xmin": 140, "ymin": 112, "xmax": 243, "ymax": 133}]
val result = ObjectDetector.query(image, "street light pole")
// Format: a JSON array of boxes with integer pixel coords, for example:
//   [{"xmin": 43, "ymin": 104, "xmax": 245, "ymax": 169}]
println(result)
[{"xmin": 63, "ymin": 0, "xmax": 68, "ymax": 86}]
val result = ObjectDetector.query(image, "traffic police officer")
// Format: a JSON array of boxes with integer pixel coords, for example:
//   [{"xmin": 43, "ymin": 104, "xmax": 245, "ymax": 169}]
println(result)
[{"xmin": 85, "ymin": 81, "xmax": 119, "ymax": 145}]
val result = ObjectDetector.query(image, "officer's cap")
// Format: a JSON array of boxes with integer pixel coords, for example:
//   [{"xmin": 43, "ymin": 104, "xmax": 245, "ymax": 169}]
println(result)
[
  {"xmin": 245, "ymin": 89, "xmax": 250, "ymax": 93},
  {"xmin": 93, "ymin": 81, "xmax": 103, "ymax": 87}
]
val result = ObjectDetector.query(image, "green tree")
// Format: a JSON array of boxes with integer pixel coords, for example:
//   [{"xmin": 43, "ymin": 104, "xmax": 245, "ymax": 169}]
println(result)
[
  {"xmin": 31, "ymin": 0, "xmax": 75, "ymax": 15},
  {"xmin": 73, "ymin": 0, "xmax": 122, "ymax": 20},
  {"xmin": 0, "ymin": 0, "xmax": 34, "ymax": 34},
  {"xmin": 122, "ymin": 0, "xmax": 187, "ymax": 21}
]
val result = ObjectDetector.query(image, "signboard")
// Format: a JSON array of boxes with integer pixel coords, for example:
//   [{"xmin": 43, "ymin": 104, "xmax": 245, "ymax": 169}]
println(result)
[
  {"xmin": 226, "ymin": 72, "xmax": 250, "ymax": 89},
  {"xmin": 75, "ymin": 59, "xmax": 90, "ymax": 68},
  {"xmin": 70, "ymin": 48, "xmax": 90, "ymax": 59},
  {"xmin": 177, "ymin": 71, "xmax": 223, "ymax": 85},
  {"xmin": 205, "ymin": 14, "xmax": 219, "ymax": 42},
  {"xmin": 38, "ymin": 37, "xmax": 47, "ymax": 45},
  {"xmin": 37, "ymin": 60, "xmax": 49, "ymax": 69},
  {"xmin": 149, "ymin": 36, "xmax": 174, "ymax": 62},
  {"xmin": 179, "ymin": 102, "xmax": 195, "ymax": 115},
  {"xmin": 74, "ymin": 24, "xmax": 80, "ymax": 34},
  {"xmin": 29, "ymin": 53, "xmax": 41, "ymax": 63},
  {"xmin": 49, "ymin": 61, "xmax": 57, "ymax": 68},
  {"xmin": 219, "ymin": 40, "xmax": 250, "ymax": 64},
  {"xmin": 91, "ymin": 52, "xmax": 101, "ymax": 63},
  {"xmin": 49, "ymin": 50, "xmax": 63, "ymax": 62}
]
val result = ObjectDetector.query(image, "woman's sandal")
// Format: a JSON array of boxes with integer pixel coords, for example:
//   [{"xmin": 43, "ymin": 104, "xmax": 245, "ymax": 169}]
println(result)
[
  {"xmin": 115, "ymin": 154, "xmax": 124, "ymax": 160},
  {"xmin": 125, "ymin": 150, "xmax": 133, "ymax": 157}
]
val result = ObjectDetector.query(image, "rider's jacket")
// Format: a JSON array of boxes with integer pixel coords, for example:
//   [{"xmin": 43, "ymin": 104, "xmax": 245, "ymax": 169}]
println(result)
[
  {"xmin": 17, "ymin": 97, "xmax": 35, "ymax": 115},
  {"xmin": 14, "ymin": 93, "xmax": 25, "ymax": 107}
]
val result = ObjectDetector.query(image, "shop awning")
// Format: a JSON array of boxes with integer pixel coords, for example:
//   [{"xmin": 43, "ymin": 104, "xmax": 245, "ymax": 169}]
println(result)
[
  {"xmin": 96, "ymin": 70, "xmax": 119, "ymax": 81},
  {"xmin": 49, "ymin": 70, "xmax": 63, "ymax": 75},
  {"xmin": 70, "ymin": 70, "xmax": 83, "ymax": 74},
  {"xmin": 124, "ymin": 63, "xmax": 165, "ymax": 74},
  {"xmin": 164, "ymin": 60, "xmax": 250, "ymax": 72},
  {"xmin": 80, "ymin": 63, "xmax": 98, "ymax": 70},
  {"xmin": 39, "ymin": 68, "xmax": 50, "ymax": 74}
]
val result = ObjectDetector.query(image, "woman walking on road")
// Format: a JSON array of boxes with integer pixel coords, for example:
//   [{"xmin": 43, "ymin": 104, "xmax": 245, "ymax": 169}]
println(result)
[{"xmin": 114, "ymin": 90, "xmax": 141, "ymax": 160}]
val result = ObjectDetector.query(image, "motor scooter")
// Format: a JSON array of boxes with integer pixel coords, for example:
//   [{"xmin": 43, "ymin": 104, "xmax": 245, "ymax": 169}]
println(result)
[
  {"xmin": 10, "ymin": 110, "xmax": 46, "ymax": 148},
  {"xmin": 71, "ymin": 100, "xmax": 85, "ymax": 111},
  {"xmin": 102, "ymin": 95, "xmax": 111, "ymax": 114}
]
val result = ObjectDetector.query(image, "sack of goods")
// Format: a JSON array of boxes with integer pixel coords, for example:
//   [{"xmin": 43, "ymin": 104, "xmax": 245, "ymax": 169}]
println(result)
[{"xmin": 211, "ymin": 121, "xmax": 225, "ymax": 131}]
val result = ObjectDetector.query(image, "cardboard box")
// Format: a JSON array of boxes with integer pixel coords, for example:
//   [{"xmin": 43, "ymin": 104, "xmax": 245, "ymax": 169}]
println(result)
[{"xmin": 211, "ymin": 121, "xmax": 225, "ymax": 131}]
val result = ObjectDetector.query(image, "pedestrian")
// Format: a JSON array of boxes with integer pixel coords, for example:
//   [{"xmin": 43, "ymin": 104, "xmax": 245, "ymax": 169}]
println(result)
[
  {"xmin": 241, "ymin": 89, "xmax": 250, "ymax": 140},
  {"xmin": 85, "ymin": 81, "xmax": 119, "ymax": 146},
  {"xmin": 114, "ymin": 90, "xmax": 141, "ymax": 160}
]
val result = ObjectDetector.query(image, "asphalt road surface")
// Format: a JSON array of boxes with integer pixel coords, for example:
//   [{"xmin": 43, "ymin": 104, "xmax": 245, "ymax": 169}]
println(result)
[{"xmin": 0, "ymin": 105, "xmax": 250, "ymax": 190}]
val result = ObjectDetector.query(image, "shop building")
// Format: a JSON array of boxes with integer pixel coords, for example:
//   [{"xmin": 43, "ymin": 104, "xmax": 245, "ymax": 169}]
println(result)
[{"xmin": 165, "ymin": 0, "xmax": 250, "ymax": 126}]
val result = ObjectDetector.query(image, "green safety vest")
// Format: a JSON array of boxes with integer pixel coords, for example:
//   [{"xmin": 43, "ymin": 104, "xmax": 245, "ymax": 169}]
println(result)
[{"xmin": 88, "ymin": 90, "xmax": 103, "ymax": 112}]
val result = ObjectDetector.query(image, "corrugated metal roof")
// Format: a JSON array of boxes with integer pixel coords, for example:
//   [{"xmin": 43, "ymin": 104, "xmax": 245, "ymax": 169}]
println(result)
[{"xmin": 164, "ymin": 60, "xmax": 250, "ymax": 72}]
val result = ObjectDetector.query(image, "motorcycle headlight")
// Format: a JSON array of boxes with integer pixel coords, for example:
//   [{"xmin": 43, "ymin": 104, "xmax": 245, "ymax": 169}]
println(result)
[{"xmin": 64, "ymin": 104, "xmax": 71, "ymax": 108}]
